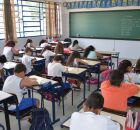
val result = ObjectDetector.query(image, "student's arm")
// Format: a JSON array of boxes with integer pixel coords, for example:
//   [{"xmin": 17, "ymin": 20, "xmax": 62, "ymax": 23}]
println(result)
[
  {"xmin": 96, "ymin": 52, "xmax": 103, "ymax": 59},
  {"xmin": 20, "ymin": 77, "xmax": 38, "ymax": 88},
  {"xmin": 75, "ymin": 58, "xmax": 88, "ymax": 65},
  {"xmin": 11, "ymin": 47, "xmax": 19, "ymax": 55}
]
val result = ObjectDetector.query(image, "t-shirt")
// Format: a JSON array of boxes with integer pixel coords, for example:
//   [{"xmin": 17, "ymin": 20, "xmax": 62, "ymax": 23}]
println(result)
[
  {"xmin": 40, "ymin": 43, "xmax": 49, "ymax": 48},
  {"xmin": 101, "ymin": 80, "xmax": 139, "ymax": 111},
  {"xmin": 3, "ymin": 47, "xmax": 13, "ymax": 61},
  {"xmin": 70, "ymin": 112, "xmax": 120, "ymax": 130},
  {"xmin": 70, "ymin": 44, "xmax": 80, "ymax": 51},
  {"xmin": 48, "ymin": 62, "xmax": 65, "ymax": 77},
  {"xmin": 87, "ymin": 51, "xmax": 97, "ymax": 59},
  {"xmin": 22, "ymin": 54, "xmax": 33, "ymax": 74}
]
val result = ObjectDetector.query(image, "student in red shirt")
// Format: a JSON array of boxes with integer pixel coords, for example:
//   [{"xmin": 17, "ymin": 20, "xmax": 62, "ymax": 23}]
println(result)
[{"xmin": 101, "ymin": 70, "xmax": 139, "ymax": 112}]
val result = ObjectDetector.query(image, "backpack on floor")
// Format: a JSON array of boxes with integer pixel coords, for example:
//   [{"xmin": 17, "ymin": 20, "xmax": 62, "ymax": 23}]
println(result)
[{"xmin": 30, "ymin": 108, "xmax": 53, "ymax": 130}]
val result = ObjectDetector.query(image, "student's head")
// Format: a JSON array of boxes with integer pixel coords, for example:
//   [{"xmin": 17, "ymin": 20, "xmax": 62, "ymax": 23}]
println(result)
[
  {"xmin": 24, "ymin": 47, "xmax": 32, "ymax": 55},
  {"xmin": 5, "ymin": 40, "xmax": 15, "ymax": 47},
  {"xmin": 136, "ymin": 59, "xmax": 140, "ymax": 72},
  {"xmin": 14, "ymin": 63, "xmax": 26, "ymax": 78},
  {"xmin": 53, "ymin": 55, "xmax": 62, "ymax": 63},
  {"xmin": 54, "ymin": 42, "xmax": 64, "ymax": 54},
  {"xmin": 24, "ymin": 39, "xmax": 33, "ymax": 48},
  {"xmin": 0, "ymin": 55, "xmax": 7, "ymax": 64},
  {"xmin": 66, "ymin": 51, "xmax": 81, "ymax": 66},
  {"xmin": 109, "ymin": 70, "xmax": 124, "ymax": 86},
  {"xmin": 72, "ymin": 40, "xmax": 78, "ymax": 47},
  {"xmin": 118, "ymin": 60, "xmax": 132, "ymax": 74},
  {"xmin": 84, "ymin": 92, "xmax": 104, "ymax": 114},
  {"xmin": 83, "ymin": 45, "xmax": 96, "ymax": 58},
  {"xmin": 39, "ymin": 39, "xmax": 47, "ymax": 46}
]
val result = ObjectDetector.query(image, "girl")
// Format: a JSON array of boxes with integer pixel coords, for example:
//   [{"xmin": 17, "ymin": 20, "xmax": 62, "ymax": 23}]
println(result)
[
  {"xmin": 135, "ymin": 58, "xmax": 140, "ymax": 74},
  {"xmin": 39, "ymin": 39, "xmax": 49, "ymax": 48},
  {"xmin": 54, "ymin": 42, "xmax": 64, "ymax": 54},
  {"xmin": 41, "ymin": 46, "xmax": 55, "ymax": 67},
  {"xmin": 3, "ymin": 40, "xmax": 19, "ymax": 61},
  {"xmin": 24, "ymin": 39, "xmax": 35, "ymax": 49},
  {"xmin": 69, "ymin": 40, "xmax": 83, "ymax": 51},
  {"xmin": 118, "ymin": 59, "xmax": 140, "ymax": 83}
]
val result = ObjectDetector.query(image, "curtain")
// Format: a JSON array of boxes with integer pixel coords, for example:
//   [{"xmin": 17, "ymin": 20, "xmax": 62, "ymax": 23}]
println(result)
[
  {"xmin": 45, "ymin": 1, "xmax": 61, "ymax": 38},
  {"xmin": 3, "ymin": 0, "xmax": 17, "ymax": 42}
]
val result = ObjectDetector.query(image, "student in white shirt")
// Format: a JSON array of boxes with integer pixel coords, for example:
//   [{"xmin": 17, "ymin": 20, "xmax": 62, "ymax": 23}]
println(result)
[
  {"xmin": 39, "ymin": 39, "xmax": 49, "ymax": 48},
  {"xmin": 69, "ymin": 40, "xmax": 83, "ymax": 51},
  {"xmin": 24, "ymin": 39, "xmax": 35, "ymax": 49},
  {"xmin": 22, "ymin": 47, "xmax": 36, "ymax": 76},
  {"xmin": 70, "ymin": 92, "xmax": 122, "ymax": 130},
  {"xmin": 41, "ymin": 46, "xmax": 55, "ymax": 67},
  {"xmin": 3, "ymin": 63, "xmax": 39, "ymax": 110},
  {"xmin": 3, "ymin": 40, "xmax": 19, "ymax": 61}
]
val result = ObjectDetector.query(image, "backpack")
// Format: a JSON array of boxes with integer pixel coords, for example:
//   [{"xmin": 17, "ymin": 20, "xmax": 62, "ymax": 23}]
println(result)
[
  {"xmin": 125, "ymin": 110, "xmax": 140, "ymax": 130},
  {"xmin": 30, "ymin": 108, "xmax": 53, "ymax": 130}
]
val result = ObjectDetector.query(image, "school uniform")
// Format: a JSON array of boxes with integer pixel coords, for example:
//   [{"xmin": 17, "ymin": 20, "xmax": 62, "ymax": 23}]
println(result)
[
  {"xmin": 70, "ymin": 112, "xmax": 120, "ymax": 130},
  {"xmin": 87, "ymin": 51, "xmax": 97, "ymax": 59},
  {"xmin": 40, "ymin": 43, "xmax": 49, "ymax": 48},
  {"xmin": 69, "ymin": 44, "xmax": 80, "ymax": 51},
  {"xmin": 3, "ymin": 47, "xmax": 13, "ymax": 61}
]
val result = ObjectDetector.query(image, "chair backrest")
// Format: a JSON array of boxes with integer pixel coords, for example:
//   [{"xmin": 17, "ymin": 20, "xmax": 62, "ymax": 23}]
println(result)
[{"xmin": 6, "ymin": 93, "xmax": 18, "ymax": 105}]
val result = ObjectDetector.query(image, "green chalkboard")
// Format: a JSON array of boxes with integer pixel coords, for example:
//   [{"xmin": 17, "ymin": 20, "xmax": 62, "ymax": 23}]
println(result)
[{"xmin": 69, "ymin": 10, "xmax": 140, "ymax": 40}]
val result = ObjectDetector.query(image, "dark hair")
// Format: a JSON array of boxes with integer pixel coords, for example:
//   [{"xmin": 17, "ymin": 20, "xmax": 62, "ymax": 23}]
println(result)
[
  {"xmin": 41, "ymin": 46, "xmax": 52, "ymax": 55},
  {"xmin": 24, "ymin": 47, "xmax": 32, "ymax": 53},
  {"xmin": 0, "ymin": 55, "xmax": 7, "ymax": 64},
  {"xmin": 118, "ymin": 60, "xmax": 132, "ymax": 74},
  {"xmin": 85, "ymin": 92, "xmax": 104, "ymax": 109},
  {"xmin": 39, "ymin": 39, "xmax": 47, "ymax": 46},
  {"xmin": 24, "ymin": 39, "xmax": 33, "ymax": 48},
  {"xmin": 83, "ymin": 45, "xmax": 96, "ymax": 58},
  {"xmin": 109, "ymin": 70, "xmax": 124, "ymax": 86},
  {"xmin": 53, "ymin": 55, "xmax": 62, "ymax": 62},
  {"xmin": 72, "ymin": 40, "xmax": 78, "ymax": 47},
  {"xmin": 14, "ymin": 63, "xmax": 26, "ymax": 73},
  {"xmin": 66, "ymin": 51, "xmax": 81, "ymax": 66},
  {"xmin": 5, "ymin": 40, "xmax": 15, "ymax": 47},
  {"xmin": 54, "ymin": 42, "xmax": 64, "ymax": 54},
  {"xmin": 135, "ymin": 59, "xmax": 140, "ymax": 73}
]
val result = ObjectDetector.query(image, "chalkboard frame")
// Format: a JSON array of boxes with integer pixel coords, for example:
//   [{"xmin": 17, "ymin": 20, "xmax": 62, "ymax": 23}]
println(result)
[{"xmin": 69, "ymin": 10, "xmax": 140, "ymax": 41}]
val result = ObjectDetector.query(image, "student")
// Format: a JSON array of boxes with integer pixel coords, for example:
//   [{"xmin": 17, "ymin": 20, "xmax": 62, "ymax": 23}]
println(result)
[
  {"xmin": 0, "ymin": 55, "xmax": 7, "ymax": 90},
  {"xmin": 135, "ymin": 58, "xmax": 140, "ymax": 73},
  {"xmin": 101, "ymin": 70, "xmax": 139, "ymax": 112},
  {"xmin": 70, "ymin": 92, "xmax": 122, "ymax": 130},
  {"xmin": 3, "ymin": 63, "xmax": 39, "ymax": 110},
  {"xmin": 69, "ymin": 40, "xmax": 83, "ymax": 51},
  {"xmin": 24, "ymin": 39, "xmax": 35, "ymax": 49},
  {"xmin": 54, "ymin": 42, "xmax": 64, "ymax": 54},
  {"xmin": 39, "ymin": 39, "xmax": 49, "ymax": 48},
  {"xmin": 41, "ymin": 46, "xmax": 55, "ymax": 67},
  {"xmin": 83, "ymin": 45, "xmax": 102, "ymax": 59},
  {"xmin": 118, "ymin": 59, "xmax": 140, "ymax": 83},
  {"xmin": 66, "ymin": 51, "xmax": 87, "ymax": 67},
  {"xmin": 22, "ymin": 47, "xmax": 36, "ymax": 76},
  {"xmin": 3, "ymin": 40, "xmax": 19, "ymax": 61}
]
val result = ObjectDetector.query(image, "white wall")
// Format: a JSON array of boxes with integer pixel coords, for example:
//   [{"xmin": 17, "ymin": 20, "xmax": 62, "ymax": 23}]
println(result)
[{"xmin": 61, "ymin": 6, "xmax": 140, "ymax": 59}]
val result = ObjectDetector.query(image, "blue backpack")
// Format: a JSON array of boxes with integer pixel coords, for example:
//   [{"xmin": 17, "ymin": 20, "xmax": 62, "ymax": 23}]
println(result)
[{"xmin": 30, "ymin": 108, "xmax": 53, "ymax": 130}]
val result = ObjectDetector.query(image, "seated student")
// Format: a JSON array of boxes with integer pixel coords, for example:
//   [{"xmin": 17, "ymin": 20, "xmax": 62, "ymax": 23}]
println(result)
[
  {"xmin": 39, "ymin": 39, "xmax": 49, "ymax": 48},
  {"xmin": 3, "ymin": 63, "xmax": 39, "ymax": 110},
  {"xmin": 3, "ymin": 40, "xmax": 19, "ymax": 61},
  {"xmin": 0, "ymin": 55, "xmax": 7, "ymax": 90},
  {"xmin": 118, "ymin": 59, "xmax": 140, "ymax": 83},
  {"xmin": 22, "ymin": 47, "xmax": 36, "ymax": 76},
  {"xmin": 135, "ymin": 58, "xmax": 140, "ymax": 74},
  {"xmin": 70, "ymin": 92, "xmax": 122, "ymax": 130},
  {"xmin": 83, "ymin": 45, "xmax": 103, "ymax": 59},
  {"xmin": 69, "ymin": 40, "xmax": 83, "ymax": 51},
  {"xmin": 41, "ymin": 46, "xmax": 55, "ymax": 67},
  {"xmin": 54, "ymin": 42, "xmax": 64, "ymax": 54},
  {"xmin": 24, "ymin": 39, "xmax": 35, "ymax": 49},
  {"xmin": 101, "ymin": 70, "xmax": 139, "ymax": 112}
]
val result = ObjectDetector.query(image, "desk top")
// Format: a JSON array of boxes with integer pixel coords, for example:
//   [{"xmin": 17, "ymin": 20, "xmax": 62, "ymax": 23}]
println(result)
[
  {"xmin": 49, "ymin": 41, "xmax": 70, "ymax": 44},
  {"xmin": 31, "ymin": 47, "xmax": 43, "ymax": 51},
  {"xmin": 29, "ymin": 75, "xmax": 57, "ymax": 85},
  {"xmin": 82, "ymin": 60, "xmax": 100, "ymax": 66},
  {"xmin": 0, "ymin": 91, "xmax": 12, "ymax": 102},
  {"xmin": 18, "ymin": 56, "xmax": 45, "ymax": 62},
  {"xmin": 4, "ymin": 62, "xmax": 17, "ymax": 69},
  {"xmin": 65, "ymin": 67, "xmax": 86, "ymax": 75},
  {"xmin": 97, "ymin": 51, "xmax": 120, "ymax": 55}
]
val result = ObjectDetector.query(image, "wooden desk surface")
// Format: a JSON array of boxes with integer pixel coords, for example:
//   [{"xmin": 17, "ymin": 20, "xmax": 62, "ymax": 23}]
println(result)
[
  {"xmin": 0, "ymin": 91, "xmax": 12, "ymax": 101},
  {"xmin": 4, "ymin": 62, "xmax": 17, "ymax": 69},
  {"xmin": 29, "ymin": 75, "xmax": 57, "ymax": 85},
  {"xmin": 82, "ymin": 60, "xmax": 100, "ymax": 66},
  {"xmin": 97, "ymin": 51, "xmax": 120, "ymax": 55},
  {"xmin": 65, "ymin": 67, "xmax": 86, "ymax": 75}
]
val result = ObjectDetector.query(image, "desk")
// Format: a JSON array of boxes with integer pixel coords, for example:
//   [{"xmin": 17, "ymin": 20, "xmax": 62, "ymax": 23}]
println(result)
[
  {"xmin": 0, "ymin": 91, "xmax": 13, "ymax": 130},
  {"xmin": 97, "ymin": 51, "xmax": 120, "ymax": 67}
]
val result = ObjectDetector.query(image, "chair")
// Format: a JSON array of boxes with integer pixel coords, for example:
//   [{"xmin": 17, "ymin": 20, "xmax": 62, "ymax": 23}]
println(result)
[
  {"xmin": 2, "ymin": 94, "xmax": 36, "ymax": 130},
  {"xmin": 38, "ymin": 77, "xmax": 73, "ymax": 124}
]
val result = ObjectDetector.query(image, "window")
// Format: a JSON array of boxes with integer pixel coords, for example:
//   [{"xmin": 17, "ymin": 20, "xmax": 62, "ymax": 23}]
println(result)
[{"xmin": 0, "ymin": 1, "xmax": 5, "ymax": 39}]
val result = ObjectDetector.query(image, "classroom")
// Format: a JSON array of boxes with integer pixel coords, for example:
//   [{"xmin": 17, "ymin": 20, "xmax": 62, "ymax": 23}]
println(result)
[{"xmin": 0, "ymin": 0, "xmax": 140, "ymax": 130}]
